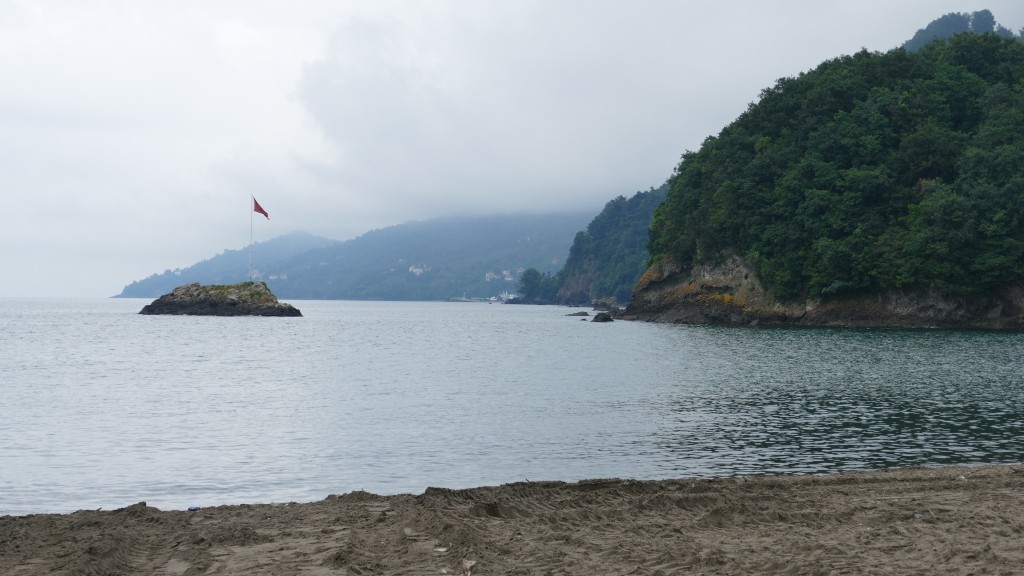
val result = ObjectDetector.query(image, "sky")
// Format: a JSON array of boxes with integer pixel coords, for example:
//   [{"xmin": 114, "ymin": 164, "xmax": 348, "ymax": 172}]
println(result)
[{"xmin": 2, "ymin": 1, "xmax": 1021, "ymax": 297}]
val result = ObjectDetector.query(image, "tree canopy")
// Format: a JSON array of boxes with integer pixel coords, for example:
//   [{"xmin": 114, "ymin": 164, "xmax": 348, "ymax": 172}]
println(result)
[
  {"xmin": 553, "ymin": 184, "xmax": 668, "ymax": 305},
  {"xmin": 903, "ymin": 10, "xmax": 1018, "ymax": 52},
  {"xmin": 648, "ymin": 32, "xmax": 1024, "ymax": 302}
]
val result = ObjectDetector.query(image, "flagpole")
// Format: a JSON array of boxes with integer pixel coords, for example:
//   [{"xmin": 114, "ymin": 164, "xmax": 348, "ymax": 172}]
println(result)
[{"xmin": 249, "ymin": 196, "xmax": 253, "ymax": 282}]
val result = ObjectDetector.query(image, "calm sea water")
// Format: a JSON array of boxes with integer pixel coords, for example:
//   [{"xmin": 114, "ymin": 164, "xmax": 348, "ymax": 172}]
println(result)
[{"xmin": 2, "ymin": 298, "xmax": 1023, "ymax": 515}]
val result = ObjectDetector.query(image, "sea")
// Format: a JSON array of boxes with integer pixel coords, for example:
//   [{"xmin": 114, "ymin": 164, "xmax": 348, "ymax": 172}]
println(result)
[{"xmin": 2, "ymin": 298, "xmax": 1023, "ymax": 516}]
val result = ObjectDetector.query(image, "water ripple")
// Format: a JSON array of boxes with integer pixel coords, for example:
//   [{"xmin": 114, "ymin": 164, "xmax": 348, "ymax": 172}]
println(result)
[{"xmin": 1, "ymin": 299, "xmax": 1022, "ymax": 515}]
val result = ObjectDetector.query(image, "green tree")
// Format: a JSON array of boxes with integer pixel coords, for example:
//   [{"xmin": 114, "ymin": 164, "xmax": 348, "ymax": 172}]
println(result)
[
  {"xmin": 554, "ymin": 184, "xmax": 669, "ymax": 305},
  {"xmin": 903, "ymin": 12, "xmax": 971, "ymax": 52},
  {"xmin": 971, "ymin": 9, "xmax": 995, "ymax": 34},
  {"xmin": 647, "ymin": 32, "xmax": 1024, "ymax": 302},
  {"xmin": 517, "ymin": 268, "xmax": 558, "ymax": 302}
]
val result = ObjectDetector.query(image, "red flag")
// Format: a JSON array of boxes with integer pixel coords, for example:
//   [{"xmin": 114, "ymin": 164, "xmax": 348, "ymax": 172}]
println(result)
[{"xmin": 253, "ymin": 197, "xmax": 269, "ymax": 219}]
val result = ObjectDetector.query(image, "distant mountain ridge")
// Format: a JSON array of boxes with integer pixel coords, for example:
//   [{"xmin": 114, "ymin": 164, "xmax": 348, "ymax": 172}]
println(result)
[
  {"xmin": 117, "ymin": 212, "xmax": 594, "ymax": 301},
  {"xmin": 116, "ymin": 231, "xmax": 337, "ymax": 298},
  {"xmin": 268, "ymin": 212, "xmax": 593, "ymax": 300}
]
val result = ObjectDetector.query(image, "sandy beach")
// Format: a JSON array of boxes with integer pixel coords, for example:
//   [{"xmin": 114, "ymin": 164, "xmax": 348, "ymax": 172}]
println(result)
[{"xmin": 3, "ymin": 464, "xmax": 1023, "ymax": 575}]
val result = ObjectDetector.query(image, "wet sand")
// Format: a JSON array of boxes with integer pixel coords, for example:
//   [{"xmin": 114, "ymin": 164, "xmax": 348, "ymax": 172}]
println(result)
[{"xmin": 3, "ymin": 464, "xmax": 1023, "ymax": 575}]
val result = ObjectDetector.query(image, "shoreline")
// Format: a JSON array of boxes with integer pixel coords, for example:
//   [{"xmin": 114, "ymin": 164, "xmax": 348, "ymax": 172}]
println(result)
[{"xmin": 4, "ymin": 463, "xmax": 1023, "ymax": 574}]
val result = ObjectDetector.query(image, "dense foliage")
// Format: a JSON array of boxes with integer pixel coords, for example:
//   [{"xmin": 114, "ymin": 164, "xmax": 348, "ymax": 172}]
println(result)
[
  {"xmin": 515, "ymin": 267, "xmax": 558, "ymax": 303},
  {"xmin": 903, "ymin": 10, "xmax": 1020, "ymax": 52},
  {"xmin": 553, "ymin": 185, "xmax": 669, "ymax": 304},
  {"xmin": 648, "ymin": 32, "xmax": 1024, "ymax": 301}
]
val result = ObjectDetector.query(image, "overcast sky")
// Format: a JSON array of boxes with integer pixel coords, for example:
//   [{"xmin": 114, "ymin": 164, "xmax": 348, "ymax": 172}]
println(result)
[{"xmin": 2, "ymin": 1, "xmax": 1021, "ymax": 297}]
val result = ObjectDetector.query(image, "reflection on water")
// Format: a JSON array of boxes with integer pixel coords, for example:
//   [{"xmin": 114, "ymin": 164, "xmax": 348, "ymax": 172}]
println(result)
[
  {"xmin": 1, "ymin": 299, "xmax": 1023, "ymax": 515},
  {"xmin": 646, "ymin": 327, "xmax": 1024, "ymax": 476}
]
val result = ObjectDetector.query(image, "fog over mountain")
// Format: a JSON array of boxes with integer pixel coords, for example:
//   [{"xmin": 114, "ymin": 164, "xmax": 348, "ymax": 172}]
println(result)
[{"xmin": 3, "ymin": 1, "xmax": 1021, "ymax": 297}]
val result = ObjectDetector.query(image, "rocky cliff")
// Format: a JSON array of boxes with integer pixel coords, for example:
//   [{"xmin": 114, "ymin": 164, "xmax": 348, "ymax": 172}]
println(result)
[
  {"xmin": 622, "ymin": 255, "xmax": 1024, "ymax": 330},
  {"xmin": 139, "ymin": 282, "xmax": 302, "ymax": 317}
]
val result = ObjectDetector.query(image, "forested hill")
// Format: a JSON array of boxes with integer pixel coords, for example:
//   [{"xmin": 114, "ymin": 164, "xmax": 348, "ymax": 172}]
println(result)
[
  {"xmin": 116, "ymin": 231, "xmax": 337, "ymax": 297},
  {"xmin": 118, "ymin": 213, "xmax": 593, "ymax": 301},
  {"xmin": 263, "ymin": 212, "xmax": 592, "ymax": 300},
  {"xmin": 647, "ymin": 32, "xmax": 1024, "ymax": 303},
  {"xmin": 554, "ymin": 184, "xmax": 668, "ymax": 305}
]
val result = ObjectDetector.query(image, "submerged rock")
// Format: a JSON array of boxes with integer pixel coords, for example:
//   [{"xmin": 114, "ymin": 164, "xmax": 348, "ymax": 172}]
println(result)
[{"xmin": 139, "ymin": 282, "xmax": 302, "ymax": 317}]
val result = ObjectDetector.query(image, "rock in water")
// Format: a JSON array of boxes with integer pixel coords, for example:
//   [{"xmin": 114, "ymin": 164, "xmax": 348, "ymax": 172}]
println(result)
[{"xmin": 139, "ymin": 282, "xmax": 302, "ymax": 317}]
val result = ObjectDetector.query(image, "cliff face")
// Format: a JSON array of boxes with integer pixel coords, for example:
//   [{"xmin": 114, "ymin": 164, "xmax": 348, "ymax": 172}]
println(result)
[
  {"xmin": 139, "ymin": 282, "xmax": 302, "ymax": 317},
  {"xmin": 622, "ymin": 255, "xmax": 1024, "ymax": 330}
]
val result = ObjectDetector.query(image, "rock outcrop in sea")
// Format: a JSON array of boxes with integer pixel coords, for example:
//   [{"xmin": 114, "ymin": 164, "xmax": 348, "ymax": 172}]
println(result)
[
  {"xmin": 139, "ymin": 282, "xmax": 302, "ymax": 317},
  {"xmin": 621, "ymin": 255, "xmax": 1024, "ymax": 330}
]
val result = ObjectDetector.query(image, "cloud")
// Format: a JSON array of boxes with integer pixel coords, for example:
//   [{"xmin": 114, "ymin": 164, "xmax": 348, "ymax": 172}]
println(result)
[
  {"xmin": 1, "ymin": 1, "xmax": 1022, "ymax": 296},
  {"xmin": 294, "ymin": 3, "xmax": 695, "ymax": 221}
]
